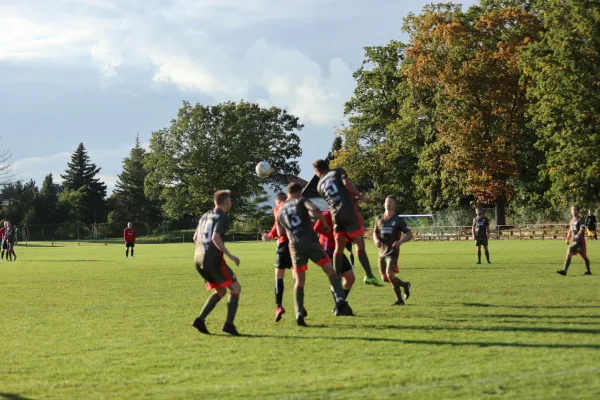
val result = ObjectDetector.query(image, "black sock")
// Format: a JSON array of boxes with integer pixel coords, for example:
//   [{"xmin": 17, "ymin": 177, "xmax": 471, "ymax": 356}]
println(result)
[
  {"xmin": 584, "ymin": 257, "xmax": 591, "ymax": 273},
  {"xmin": 349, "ymin": 253, "xmax": 355, "ymax": 266},
  {"xmin": 11, "ymin": 251, "xmax": 16, "ymax": 259},
  {"xmin": 343, "ymin": 288, "xmax": 351, "ymax": 299},
  {"xmin": 198, "ymin": 293, "xmax": 222, "ymax": 320},
  {"xmin": 275, "ymin": 278, "xmax": 284, "ymax": 306},
  {"xmin": 330, "ymin": 288, "xmax": 337, "ymax": 302},
  {"xmin": 328, "ymin": 275, "xmax": 346, "ymax": 303},
  {"xmin": 358, "ymin": 251, "xmax": 374, "ymax": 278},
  {"xmin": 391, "ymin": 278, "xmax": 403, "ymax": 301},
  {"xmin": 126, "ymin": 249, "xmax": 129, "ymax": 257},
  {"xmin": 485, "ymin": 249, "xmax": 490, "ymax": 262},
  {"xmin": 294, "ymin": 288, "xmax": 305, "ymax": 317},
  {"xmin": 334, "ymin": 255, "xmax": 343, "ymax": 276},
  {"xmin": 226, "ymin": 294, "xmax": 240, "ymax": 325},
  {"xmin": 477, "ymin": 249, "xmax": 481, "ymax": 262},
  {"xmin": 1, "ymin": 251, "xmax": 4, "ymax": 260},
  {"xmin": 131, "ymin": 249, "xmax": 134, "ymax": 257},
  {"xmin": 564, "ymin": 258, "xmax": 572, "ymax": 272}
]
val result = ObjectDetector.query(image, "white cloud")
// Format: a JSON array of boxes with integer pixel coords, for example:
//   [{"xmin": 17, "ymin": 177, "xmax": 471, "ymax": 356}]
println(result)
[{"xmin": 0, "ymin": 0, "xmax": 356, "ymax": 125}]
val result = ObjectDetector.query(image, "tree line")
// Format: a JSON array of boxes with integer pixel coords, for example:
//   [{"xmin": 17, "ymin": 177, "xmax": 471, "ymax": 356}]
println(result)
[
  {"xmin": 1, "ymin": 0, "xmax": 598, "ymax": 232},
  {"xmin": 333, "ymin": 0, "xmax": 599, "ymax": 225}
]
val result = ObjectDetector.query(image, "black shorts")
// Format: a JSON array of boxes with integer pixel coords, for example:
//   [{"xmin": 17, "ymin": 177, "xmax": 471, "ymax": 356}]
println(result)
[
  {"xmin": 379, "ymin": 255, "xmax": 400, "ymax": 275},
  {"xmin": 475, "ymin": 239, "xmax": 488, "ymax": 247},
  {"xmin": 332, "ymin": 209, "xmax": 365, "ymax": 239},
  {"xmin": 126, "ymin": 242, "xmax": 135, "ymax": 248},
  {"xmin": 275, "ymin": 242, "xmax": 293, "ymax": 269},
  {"xmin": 195, "ymin": 255, "xmax": 237, "ymax": 290},
  {"xmin": 325, "ymin": 249, "xmax": 354, "ymax": 274},
  {"xmin": 290, "ymin": 241, "xmax": 331, "ymax": 272}
]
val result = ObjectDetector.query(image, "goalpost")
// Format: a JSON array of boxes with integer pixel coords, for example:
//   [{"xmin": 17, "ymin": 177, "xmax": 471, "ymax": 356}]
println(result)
[{"xmin": 398, "ymin": 214, "xmax": 436, "ymax": 240}]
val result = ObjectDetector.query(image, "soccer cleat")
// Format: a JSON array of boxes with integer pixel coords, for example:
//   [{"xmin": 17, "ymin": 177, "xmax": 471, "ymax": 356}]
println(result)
[
  {"xmin": 222, "ymin": 323, "xmax": 241, "ymax": 336},
  {"xmin": 334, "ymin": 301, "xmax": 354, "ymax": 316},
  {"xmin": 584, "ymin": 271, "xmax": 592, "ymax": 275},
  {"xmin": 392, "ymin": 300, "xmax": 406, "ymax": 306},
  {"xmin": 403, "ymin": 282, "xmax": 411, "ymax": 300},
  {"xmin": 556, "ymin": 270, "xmax": 567, "ymax": 276},
  {"xmin": 192, "ymin": 318, "xmax": 210, "ymax": 335},
  {"xmin": 275, "ymin": 306, "xmax": 286, "ymax": 322},
  {"xmin": 487, "ymin": 261, "xmax": 491, "ymax": 264},
  {"xmin": 12, "ymin": 255, "xmax": 16, "ymax": 261},
  {"xmin": 363, "ymin": 276, "xmax": 384, "ymax": 287},
  {"xmin": 475, "ymin": 261, "xmax": 481, "ymax": 265},
  {"xmin": 296, "ymin": 315, "xmax": 308, "ymax": 327}
]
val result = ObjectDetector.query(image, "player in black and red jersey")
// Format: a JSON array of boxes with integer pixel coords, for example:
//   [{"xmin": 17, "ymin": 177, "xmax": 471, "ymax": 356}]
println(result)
[
  {"xmin": 313, "ymin": 160, "xmax": 384, "ymax": 287},
  {"xmin": 557, "ymin": 205, "xmax": 592, "ymax": 276},
  {"xmin": 262, "ymin": 192, "xmax": 305, "ymax": 323}
]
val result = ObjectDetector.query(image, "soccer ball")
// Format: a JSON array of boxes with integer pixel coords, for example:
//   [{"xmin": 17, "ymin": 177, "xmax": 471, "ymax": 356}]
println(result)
[{"xmin": 255, "ymin": 161, "xmax": 273, "ymax": 178}]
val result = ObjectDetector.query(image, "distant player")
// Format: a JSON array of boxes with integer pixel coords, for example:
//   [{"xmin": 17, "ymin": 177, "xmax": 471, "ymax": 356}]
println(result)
[
  {"xmin": 277, "ymin": 182, "xmax": 353, "ymax": 326},
  {"xmin": 262, "ymin": 192, "xmax": 304, "ymax": 323},
  {"xmin": 373, "ymin": 196, "xmax": 413, "ymax": 306},
  {"xmin": 191, "ymin": 190, "xmax": 242, "ymax": 336},
  {"xmin": 313, "ymin": 159, "xmax": 384, "ymax": 287},
  {"xmin": 124, "ymin": 222, "xmax": 136, "ymax": 258},
  {"xmin": 586, "ymin": 210, "xmax": 597, "ymax": 241},
  {"xmin": 314, "ymin": 210, "xmax": 355, "ymax": 305},
  {"xmin": 0, "ymin": 221, "xmax": 7, "ymax": 261},
  {"xmin": 472, "ymin": 207, "xmax": 491, "ymax": 264},
  {"xmin": 557, "ymin": 205, "xmax": 592, "ymax": 276},
  {"xmin": 5, "ymin": 222, "xmax": 17, "ymax": 261}
]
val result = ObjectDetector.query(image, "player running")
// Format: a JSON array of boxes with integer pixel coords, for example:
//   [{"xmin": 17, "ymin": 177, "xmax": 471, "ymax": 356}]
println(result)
[
  {"xmin": 262, "ymin": 192, "xmax": 305, "ymax": 323},
  {"xmin": 472, "ymin": 207, "xmax": 491, "ymax": 264},
  {"xmin": 373, "ymin": 196, "xmax": 413, "ymax": 306},
  {"xmin": 277, "ymin": 182, "xmax": 353, "ymax": 326},
  {"xmin": 191, "ymin": 190, "xmax": 242, "ymax": 336},
  {"xmin": 557, "ymin": 205, "xmax": 592, "ymax": 276},
  {"xmin": 124, "ymin": 222, "xmax": 136, "ymax": 258},
  {"xmin": 314, "ymin": 210, "xmax": 355, "ymax": 306},
  {"xmin": 312, "ymin": 159, "xmax": 384, "ymax": 287}
]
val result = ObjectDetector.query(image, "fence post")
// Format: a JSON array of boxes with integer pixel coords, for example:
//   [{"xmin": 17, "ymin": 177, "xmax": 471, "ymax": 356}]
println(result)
[
  {"xmin": 52, "ymin": 237, "xmax": 54, "ymax": 247},
  {"xmin": 183, "ymin": 233, "xmax": 185, "ymax": 243},
  {"xmin": 105, "ymin": 235, "xmax": 107, "ymax": 246}
]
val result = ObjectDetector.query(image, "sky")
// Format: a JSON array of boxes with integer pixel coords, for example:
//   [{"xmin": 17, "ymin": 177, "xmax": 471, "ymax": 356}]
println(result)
[{"xmin": 0, "ymin": 0, "xmax": 478, "ymax": 194}]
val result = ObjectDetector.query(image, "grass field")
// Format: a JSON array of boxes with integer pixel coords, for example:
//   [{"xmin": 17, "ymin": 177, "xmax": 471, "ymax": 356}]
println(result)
[{"xmin": 1, "ymin": 240, "xmax": 599, "ymax": 399}]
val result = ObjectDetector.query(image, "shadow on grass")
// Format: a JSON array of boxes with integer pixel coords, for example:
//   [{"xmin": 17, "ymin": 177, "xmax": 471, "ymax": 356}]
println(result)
[
  {"xmin": 236, "ymin": 334, "xmax": 600, "ymax": 349},
  {"xmin": 0, "ymin": 394, "xmax": 35, "ymax": 400},
  {"xmin": 450, "ymin": 313, "xmax": 600, "ymax": 320},
  {"xmin": 25, "ymin": 260, "xmax": 104, "ymax": 263},
  {"xmin": 341, "ymin": 324, "xmax": 600, "ymax": 335},
  {"xmin": 463, "ymin": 303, "xmax": 600, "ymax": 309}
]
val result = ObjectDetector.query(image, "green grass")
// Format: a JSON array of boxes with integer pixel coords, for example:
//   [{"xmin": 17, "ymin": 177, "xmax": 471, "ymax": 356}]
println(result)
[{"xmin": 1, "ymin": 240, "xmax": 599, "ymax": 399}]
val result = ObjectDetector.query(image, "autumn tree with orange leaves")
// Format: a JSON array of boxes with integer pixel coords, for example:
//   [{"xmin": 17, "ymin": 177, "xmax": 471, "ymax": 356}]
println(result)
[{"xmin": 403, "ymin": 4, "xmax": 542, "ymax": 223}]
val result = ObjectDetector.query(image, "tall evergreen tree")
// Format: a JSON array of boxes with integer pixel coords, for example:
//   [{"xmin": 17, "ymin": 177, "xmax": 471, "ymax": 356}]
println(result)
[
  {"xmin": 37, "ymin": 174, "xmax": 59, "ymax": 223},
  {"xmin": 113, "ymin": 136, "xmax": 160, "ymax": 224},
  {"xmin": 61, "ymin": 143, "xmax": 107, "ymax": 223}
]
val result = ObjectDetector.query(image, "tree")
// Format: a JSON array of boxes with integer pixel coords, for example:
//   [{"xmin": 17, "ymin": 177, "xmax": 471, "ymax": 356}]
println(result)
[
  {"xmin": 113, "ymin": 135, "xmax": 161, "ymax": 225},
  {"xmin": 0, "ymin": 180, "xmax": 39, "ymax": 225},
  {"xmin": 61, "ymin": 143, "xmax": 107, "ymax": 223},
  {"xmin": 145, "ymin": 101, "xmax": 303, "ymax": 219},
  {"xmin": 402, "ymin": 3, "xmax": 542, "ymax": 223},
  {"xmin": 37, "ymin": 174, "xmax": 59, "ymax": 223},
  {"xmin": 522, "ymin": 0, "xmax": 600, "ymax": 207},
  {"xmin": 56, "ymin": 188, "xmax": 85, "ymax": 223},
  {"xmin": 0, "ymin": 142, "xmax": 14, "ymax": 185}
]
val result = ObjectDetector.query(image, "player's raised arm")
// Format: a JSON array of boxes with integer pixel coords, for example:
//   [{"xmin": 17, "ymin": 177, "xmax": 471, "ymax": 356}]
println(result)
[{"xmin": 341, "ymin": 175, "xmax": 371, "ymax": 203}]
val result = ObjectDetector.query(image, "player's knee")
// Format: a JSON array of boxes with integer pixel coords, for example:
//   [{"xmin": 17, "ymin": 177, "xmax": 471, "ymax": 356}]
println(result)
[{"xmin": 215, "ymin": 287, "xmax": 227, "ymax": 297}]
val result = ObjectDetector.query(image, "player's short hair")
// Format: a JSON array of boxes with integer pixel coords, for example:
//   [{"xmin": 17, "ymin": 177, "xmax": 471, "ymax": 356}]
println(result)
[
  {"xmin": 214, "ymin": 190, "xmax": 232, "ymax": 206},
  {"xmin": 288, "ymin": 182, "xmax": 303, "ymax": 195},
  {"xmin": 385, "ymin": 195, "xmax": 396, "ymax": 202},
  {"xmin": 312, "ymin": 159, "xmax": 329, "ymax": 172},
  {"xmin": 275, "ymin": 192, "xmax": 287, "ymax": 202},
  {"xmin": 572, "ymin": 205, "xmax": 580, "ymax": 212}
]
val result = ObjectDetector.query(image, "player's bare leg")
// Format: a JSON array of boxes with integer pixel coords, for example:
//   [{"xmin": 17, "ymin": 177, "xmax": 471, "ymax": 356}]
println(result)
[
  {"xmin": 274, "ymin": 268, "xmax": 286, "ymax": 322},
  {"xmin": 350, "ymin": 235, "xmax": 383, "ymax": 286},
  {"xmin": 293, "ymin": 269, "xmax": 307, "ymax": 326},
  {"xmin": 223, "ymin": 282, "xmax": 242, "ymax": 335}
]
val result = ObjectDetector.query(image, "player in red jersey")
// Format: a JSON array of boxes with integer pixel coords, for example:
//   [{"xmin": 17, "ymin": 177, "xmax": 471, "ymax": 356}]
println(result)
[
  {"xmin": 124, "ymin": 222, "xmax": 136, "ymax": 258},
  {"xmin": 0, "ymin": 221, "xmax": 7, "ymax": 261},
  {"xmin": 557, "ymin": 205, "xmax": 592, "ymax": 276},
  {"xmin": 314, "ymin": 210, "xmax": 355, "ymax": 304},
  {"xmin": 262, "ymin": 192, "xmax": 303, "ymax": 322}
]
